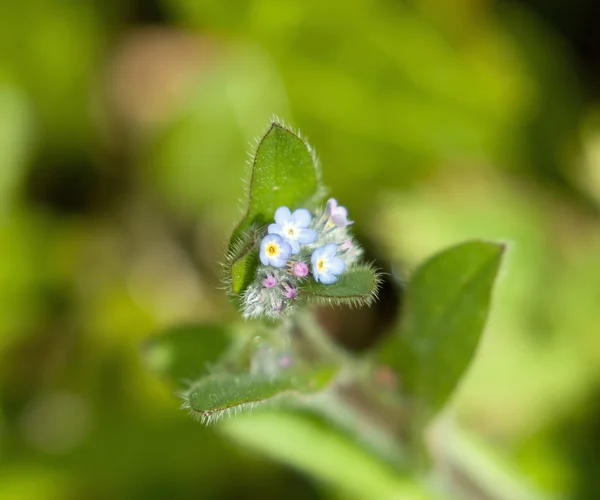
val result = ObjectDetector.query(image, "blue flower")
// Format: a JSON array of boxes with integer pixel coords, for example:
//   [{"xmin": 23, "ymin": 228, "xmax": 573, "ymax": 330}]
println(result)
[
  {"xmin": 260, "ymin": 234, "xmax": 292, "ymax": 268},
  {"xmin": 311, "ymin": 244, "xmax": 346, "ymax": 284},
  {"xmin": 268, "ymin": 206, "xmax": 317, "ymax": 254},
  {"xmin": 326, "ymin": 198, "xmax": 353, "ymax": 226}
]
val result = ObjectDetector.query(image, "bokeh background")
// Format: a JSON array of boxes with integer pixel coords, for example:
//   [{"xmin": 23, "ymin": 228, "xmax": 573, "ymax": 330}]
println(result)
[{"xmin": 1, "ymin": 0, "xmax": 600, "ymax": 498}]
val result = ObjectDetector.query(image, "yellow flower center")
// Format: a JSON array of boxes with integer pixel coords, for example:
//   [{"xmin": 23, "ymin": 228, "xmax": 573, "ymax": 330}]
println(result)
[
  {"xmin": 317, "ymin": 258, "xmax": 326, "ymax": 271},
  {"xmin": 287, "ymin": 228, "xmax": 295, "ymax": 236},
  {"xmin": 266, "ymin": 243, "xmax": 278, "ymax": 256}
]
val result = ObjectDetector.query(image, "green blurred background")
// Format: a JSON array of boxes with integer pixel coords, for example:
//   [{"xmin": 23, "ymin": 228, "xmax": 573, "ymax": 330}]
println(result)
[{"xmin": 1, "ymin": 0, "xmax": 600, "ymax": 498}]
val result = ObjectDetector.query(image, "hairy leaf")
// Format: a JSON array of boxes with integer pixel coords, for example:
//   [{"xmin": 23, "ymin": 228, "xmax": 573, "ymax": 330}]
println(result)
[
  {"xmin": 381, "ymin": 240, "xmax": 505, "ymax": 419},
  {"xmin": 182, "ymin": 367, "xmax": 336, "ymax": 424},
  {"xmin": 226, "ymin": 120, "xmax": 321, "ymax": 296},
  {"xmin": 225, "ymin": 225, "xmax": 261, "ymax": 296},
  {"xmin": 232, "ymin": 121, "xmax": 321, "ymax": 240},
  {"xmin": 303, "ymin": 265, "xmax": 381, "ymax": 308}
]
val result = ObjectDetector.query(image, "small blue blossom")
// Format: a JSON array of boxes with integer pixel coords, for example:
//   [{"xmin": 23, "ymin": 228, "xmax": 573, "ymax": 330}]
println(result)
[
  {"xmin": 311, "ymin": 244, "xmax": 346, "ymax": 284},
  {"xmin": 326, "ymin": 198, "xmax": 353, "ymax": 226},
  {"xmin": 260, "ymin": 234, "xmax": 292, "ymax": 268},
  {"xmin": 268, "ymin": 206, "xmax": 317, "ymax": 254}
]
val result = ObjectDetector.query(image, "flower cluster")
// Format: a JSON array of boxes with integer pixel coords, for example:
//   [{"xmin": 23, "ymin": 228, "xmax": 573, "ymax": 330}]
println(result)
[{"xmin": 242, "ymin": 198, "xmax": 363, "ymax": 319}]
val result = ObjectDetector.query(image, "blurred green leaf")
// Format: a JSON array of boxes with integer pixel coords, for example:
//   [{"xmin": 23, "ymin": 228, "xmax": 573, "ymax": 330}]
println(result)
[
  {"xmin": 142, "ymin": 323, "xmax": 231, "ymax": 387},
  {"xmin": 432, "ymin": 421, "xmax": 549, "ymax": 500},
  {"xmin": 167, "ymin": 0, "xmax": 532, "ymax": 204},
  {"xmin": 145, "ymin": 41, "xmax": 290, "ymax": 218},
  {"xmin": 227, "ymin": 121, "xmax": 321, "ymax": 296},
  {"xmin": 303, "ymin": 265, "xmax": 381, "ymax": 308},
  {"xmin": 223, "ymin": 411, "xmax": 433, "ymax": 500},
  {"xmin": 381, "ymin": 240, "xmax": 505, "ymax": 420},
  {"xmin": 0, "ymin": 82, "xmax": 33, "ymax": 216},
  {"xmin": 182, "ymin": 367, "xmax": 336, "ymax": 424},
  {"xmin": 0, "ymin": 467, "xmax": 69, "ymax": 500},
  {"xmin": 0, "ymin": 0, "xmax": 105, "ymax": 152}
]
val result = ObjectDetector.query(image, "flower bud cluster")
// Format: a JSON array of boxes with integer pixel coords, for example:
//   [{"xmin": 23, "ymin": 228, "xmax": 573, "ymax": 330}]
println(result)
[{"xmin": 242, "ymin": 199, "xmax": 363, "ymax": 319}]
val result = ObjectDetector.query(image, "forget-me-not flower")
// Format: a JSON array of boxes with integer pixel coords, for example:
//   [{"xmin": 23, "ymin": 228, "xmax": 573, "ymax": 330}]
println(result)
[
  {"xmin": 260, "ymin": 234, "xmax": 292, "ymax": 268},
  {"xmin": 311, "ymin": 244, "xmax": 346, "ymax": 284},
  {"xmin": 268, "ymin": 206, "xmax": 317, "ymax": 254},
  {"xmin": 325, "ymin": 198, "xmax": 353, "ymax": 227}
]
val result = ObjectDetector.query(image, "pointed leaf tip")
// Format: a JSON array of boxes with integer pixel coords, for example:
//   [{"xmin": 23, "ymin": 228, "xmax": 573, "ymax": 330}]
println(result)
[
  {"xmin": 226, "ymin": 121, "xmax": 322, "ymax": 298},
  {"xmin": 231, "ymin": 121, "xmax": 320, "ymax": 243}
]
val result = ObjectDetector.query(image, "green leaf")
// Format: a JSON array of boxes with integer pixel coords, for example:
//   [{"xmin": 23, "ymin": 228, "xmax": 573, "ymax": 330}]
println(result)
[
  {"xmin": 143, "ymin": 323, "xmax": 231, "ymax": 387},
  {"xmin": 381, "ymin": 240, "xmax": 505, "ymax": 419},
  {"xmin": 226, "ymin": 120, "xmax": 321, "ymax": 296},
  {"xmin": 182, "ymin": 367, "xmax": 336, "ymax": 424},
  {"xmin": 303, "ymin": 265, "xmax": 381, "ymax": 308},
  {"xmin": 232, "ymin": 121, "xmax": 321, "ymax": 240},
  {"xmin": 225, "ymin": 225, "xmax": 261, "ymax": 296},
  {"xmin": 0, "ymin": 82, "xmax": 33, "ymax": 217},
  {"xmin": 223, "ymin": 412, "xmax": 433, "ymax": 500},
  {"xmin": 434, "ymin": 422, "xmax": 548, "ymax": 500}
]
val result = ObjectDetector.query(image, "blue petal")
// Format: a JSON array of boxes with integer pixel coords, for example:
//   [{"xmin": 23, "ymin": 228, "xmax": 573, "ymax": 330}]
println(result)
[
  {"xmin": 318, "ymin": 272, "xmax": 338, "ymax": 284},
  {"xmin": 328, "ymin": 257, "xmax": 346, "ymax": 275},
  {"xmin": 332, "ymin": 213, "xmax": 353, "ymax": 226},
  {"xmin": 268, "ymin": 224, "xmax": 284, "ymax": 236},
  {"xmin": 288, "ymin": 239, "xmax": 301, "ymax": 254},
  {"xmin": 297, "ymin": 228, "xmax": 317, "ymax": 244},
  {"xmin": 274, "ymin": 206, "xmax": 292, "ymax": 225},
  {"xmin": 311, "ymin": 246, "xmax": 325, "ymax": 266},
  {"xmin": 323, "ymin": 243, "xmax": 338, "ymax": 258},
  {"xmin": 314, "ymin": 245, "xmax": 326, "ymax": 257},
  {"xmin": 260, "ymin": 252, "xmax": 269, "ymax": 266},
  {"xmin": 262, "ymin": 233, "xmax": 281, "ymax": 245},
  {"xmin": 270, "ymin": 257, "xmax": 288, "ymax": 268},
  {"xmin": 311, "ymin": 252, "xmax": 319, "ymax": 269},
  {"xmin": 279, "ymin": 240, "xmax": 293, "ymax": 260},
  {"xmin": 312, "ymin": 267, "xmax": 322, "ymax": 282},
  {"xmin": 336, "ymin": 206, "xmax": 348, "ymax": 218},
  {"xmin": 292, "ymin": 208, "xmax": 312, "ymax": 228}
]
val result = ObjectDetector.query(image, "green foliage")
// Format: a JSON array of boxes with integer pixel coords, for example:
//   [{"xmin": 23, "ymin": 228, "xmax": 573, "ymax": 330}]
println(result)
[
  {"xmin": 142, "ymin": 323, "xmax": 231, "ymax": 387},
  {"xmin": 303, "ymin": 264, "xmax": 382, "ymax": 307},
  {"xmin": 223, "ymin": 412, "xmax": 433, "ymax": 500},
  {"xmin": 0, "ymin": 82, "xmax": 32, "ymax": 215},
  {"xmin": 226, "ymin": 120, "xmax": 322, "ymax": 296},
  {"xmin": 381, "ymin": 241, "xmax": 505, "ymax": 421},
  {"xmin": 3, "ymin": 2, "xmax": 595, "ymax": 496},
  {"xmin": 434, "ymin": 422, "xmax": 548, "ymax": 500},
  {"xmin": 225, "ymin": 225, "xmax": 262, "ymax": 295},
  {"xmin": 224, "ymin": 119, "xmax": 381, "ymax": 319},
  {"xmin": 181, "ymin": 368, "xmax": 336, "ymax": 424},
  {"xmin": 166, "ymin": 0, "xmax": 537, "ymax": 205},
  {"xmin": 231, "ymin": 121, "xmax": 321, "ymax": 241}
]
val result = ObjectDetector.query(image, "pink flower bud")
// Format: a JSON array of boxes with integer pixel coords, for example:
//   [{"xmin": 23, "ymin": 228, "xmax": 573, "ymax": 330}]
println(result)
[
  {"xmin": 279, "ymin": 355, "xmax": 292, "ymax": 367},
  {"xmin": 339, "ymin": 239, "xmax": 353, "ymax": 252},
  {"xmin": 282, "ymin": 283, "xmax": 298, "ymax": 299},
  {"xmin": 292, "ymin": 261, "xmax": 309, "ymax": 277},
  {"xmin": 262, "ymin": 275, "xmax": 277, "ymax": 288}
]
